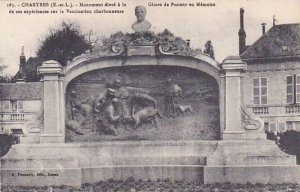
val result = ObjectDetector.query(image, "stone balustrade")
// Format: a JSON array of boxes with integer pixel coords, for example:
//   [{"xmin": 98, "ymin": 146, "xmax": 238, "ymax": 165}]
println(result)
[{"xmin": 0, "ymin": 112, "xmax": 37, "ymax": 122}]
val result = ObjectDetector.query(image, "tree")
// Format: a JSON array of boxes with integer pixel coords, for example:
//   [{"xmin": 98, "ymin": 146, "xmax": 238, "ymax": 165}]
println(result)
[
  {"xmin": 37, "ymin": 20, "xmax": 91, "ymax": 66},
  {"xmin": 0, "ymin": 58, "xmax": 11, "ymax": 83},
  {"xmin": 23, "ymin": 57, "xmax": 43, "ymax": 82},
  {"xmin": 0, "ymin": 57, "xmax": 6, "ymax": 73},
  {"xmin": 0, "ymin": 133, "xmax": 19, "ymax": 157}
]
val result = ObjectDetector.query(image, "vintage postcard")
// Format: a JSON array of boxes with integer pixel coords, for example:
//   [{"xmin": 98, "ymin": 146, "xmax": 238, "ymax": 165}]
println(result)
[{"xmin": 0, "ymin": 0, "xmax": 300, "ymax": 191}]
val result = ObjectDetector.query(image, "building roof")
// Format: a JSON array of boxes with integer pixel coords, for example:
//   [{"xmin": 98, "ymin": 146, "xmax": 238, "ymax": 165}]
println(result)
[
  {"xmin": 0, "ymin": 82, "xmax": 42, "ymax": 100},
  {"xmin": 241, "ymin": 23, "xmax": 300, "ymax": 60},
  {"xmin": 12, "ymin": 57, "xmax": 43, "ymax": 82}
]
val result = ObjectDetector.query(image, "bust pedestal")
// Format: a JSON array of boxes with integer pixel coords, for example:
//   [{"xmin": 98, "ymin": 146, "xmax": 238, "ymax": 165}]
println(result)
[{"xmin": 38, "ymin": 60, "xmax": 65, "ymax": 143}]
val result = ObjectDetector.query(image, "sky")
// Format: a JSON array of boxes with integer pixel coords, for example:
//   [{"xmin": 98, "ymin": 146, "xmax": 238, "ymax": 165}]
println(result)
[{"xmin": 0, "ymin": 0, "xmax": 299, "ymax": 75}]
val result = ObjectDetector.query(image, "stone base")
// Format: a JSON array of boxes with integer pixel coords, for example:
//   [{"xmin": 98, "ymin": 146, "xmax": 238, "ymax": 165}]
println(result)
[
  {"xmin": 206, "ymin": 140, "xmax": 296, "ymax": 166},
  {"xmin": 1, "ymin": 141, "xmax": 215, "ymax": 186},
  {"xmin": 39, "ymin": 134, "xmax": 64, "ymax": 143},
  {"xmin": 1, "ymin": 157, "xmax": 80, "ymax": 186},
  {"xmin": 1, "ymin": 168, "xmax": 81, "ymax": 187},
  {"xmin": 1, "ymin": 140, "xmax": 300, "ymax": 186},
  {"xmin": 204, "ymin": 165, "xmax": 300, "ymax": 184},
  {"xmin": 222, "ymin": 131, "xmax": 245, "ymax": 140},
  {"xmin": 20, "ymin": 134, "xmax": 40, "ymax": 143},
  {"xmin": 245, "ymin": 132, "xmax": 267, "ymax": 140}
]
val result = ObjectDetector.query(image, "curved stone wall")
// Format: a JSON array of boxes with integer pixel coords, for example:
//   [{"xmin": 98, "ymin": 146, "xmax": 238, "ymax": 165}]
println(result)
[{"xmin": 63, "ymin": 55, "xmax": 220, "ymax": 91}]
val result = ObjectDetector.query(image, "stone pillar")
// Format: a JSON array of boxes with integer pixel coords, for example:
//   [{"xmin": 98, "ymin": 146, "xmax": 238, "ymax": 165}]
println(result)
[
  {"xmin": 219, "ymin": 72, "xmax": 226, "ymax": 140},
  {"xmin": 38, "ymin": 60, "xmax": 64, "ymax": 143},
  {"xmin": 221, "ymin": 56, "xmax": 246, "ymax": 140},
  {"xmin": 59, "ymin": 76, "xmax": 66, "ymax": 140}
]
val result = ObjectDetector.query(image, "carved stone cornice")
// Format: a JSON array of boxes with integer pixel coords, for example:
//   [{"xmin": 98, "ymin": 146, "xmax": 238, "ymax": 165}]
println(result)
[
  {"xmin": 37, "ymin": 60, "xmax": 64, "ymax": 76},
  {"xmin": 72, "ymin": 29, "xmax": 208, "ymax": 62},
  {"xmin": 221, "ymin": 56, "xmax": 247, "ymax": 73}
]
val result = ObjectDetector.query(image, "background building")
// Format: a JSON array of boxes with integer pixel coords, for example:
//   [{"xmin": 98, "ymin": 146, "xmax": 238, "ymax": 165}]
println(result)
[
  {"xmin": 239, "ymin": 8, "xmax": 300, "ymax": 133},
  {"xmin": 0, "ymin": 49, "xmax": 42, "ymax": 133}
]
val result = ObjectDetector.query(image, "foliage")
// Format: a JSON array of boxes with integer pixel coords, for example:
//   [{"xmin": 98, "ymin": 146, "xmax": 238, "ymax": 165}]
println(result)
[
  {"xmin": 23, "ymin": 57, "xmax": 43, "ymax": 82},
  {"xmin": 276, "ymin": 130, "xmax": 300, "ymax": 155},
  {"xmin": 92, "ymin": 29, "xmax": 198, "ymax": 57},
  {"xmin": 0, "ymin": 64, "xmax": 6, "ymax": 72},
  {"xmin": 0, "ymin": 74, "xmax": 12, "ymax": 83},
  {"xmin": 3, "ymin": 179, "xmax": 300, "ymax": 192},
  {"xmin": 0, "ymin": 57, "xmax": 11, "ymax": 83},
  {"xmin": 36, "ymin": 20, "xmax": 91, "ymax": 66},
  {"xmin": 0, "ymin": 133, "xmax": 19, "ymax": 157},
  {"xmin": 265, "ymin": 130, "xmax": 278, "ymax": 141}
]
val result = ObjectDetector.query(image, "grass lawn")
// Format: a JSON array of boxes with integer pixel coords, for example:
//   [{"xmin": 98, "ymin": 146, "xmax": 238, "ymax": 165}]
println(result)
[{"xmin": 2, "ymin": 178, "xmax": 300, "ymax": 192}]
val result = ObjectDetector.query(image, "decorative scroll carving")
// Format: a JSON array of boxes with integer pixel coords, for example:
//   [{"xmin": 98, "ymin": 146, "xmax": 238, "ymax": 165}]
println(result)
[
  {"xmin": 22, "ymin": 112, "xmax": 44, "ymax": 135},
  {"xmin": 157, "ymin": 30, "xmax": 194, "ymax": 56},
  {"xmin": 111, "ymin": 43, "xmax": 124, "ymax": 53},
  {"xmin": 76, "ymin": 29, "xmax": 205, "ymax": 60},
  {"xmin": 241, "ymin": 106, "xmax": 264, "ymax": 130}
]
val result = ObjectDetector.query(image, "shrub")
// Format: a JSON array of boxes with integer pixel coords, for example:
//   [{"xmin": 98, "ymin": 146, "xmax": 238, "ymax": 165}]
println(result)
[
  {"xmin": 277, "ymin": 130, "xmax": 300, "ymax": 155},
  {"xmin": 0, "ymin": 133, "xmax": 19, "ymax": 157}
]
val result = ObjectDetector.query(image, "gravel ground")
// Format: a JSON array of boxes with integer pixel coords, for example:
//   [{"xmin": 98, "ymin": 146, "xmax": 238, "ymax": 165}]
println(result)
[{"xmin": 2, "ymin": 178, "xmax": 300, "ymax": 192}]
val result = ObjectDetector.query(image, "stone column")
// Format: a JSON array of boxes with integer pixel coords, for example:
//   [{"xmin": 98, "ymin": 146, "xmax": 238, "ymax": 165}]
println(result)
[
  {"xmin": 219, "ymin": 72, "xmax": 226, "ymax": 140},
  {"xmin": 221, "ymin": 56, "xmax": 246, "ymax": 140},
  {"xmin": 38, "ymin": 60, "xmax": 64, "ymax": 143}
]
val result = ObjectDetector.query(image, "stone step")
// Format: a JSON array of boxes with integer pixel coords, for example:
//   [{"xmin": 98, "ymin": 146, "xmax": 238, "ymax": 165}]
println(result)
[
  {"xmin": 243, "ymin": 155, "xmax": 296, "ymax": 165},
  {"xmin": 80, "ymin": 156, "xmax": 207, "ymax": 166},
  {"xmin": 1, "ymin": 155, "xmax": 206, "ymax": 169},
  {"xmin": 1, "ymin": 158, "xmax": 79, "ymax": 169},
  {"xmin": 6, "ymin": 141, "xmax": 217, "ymax": 159}
]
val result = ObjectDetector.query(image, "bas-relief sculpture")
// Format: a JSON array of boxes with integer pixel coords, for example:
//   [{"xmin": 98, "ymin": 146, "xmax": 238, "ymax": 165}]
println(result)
[{"xmin": 65, "ymin": 66, "xmax": 220, "ymax": 142}]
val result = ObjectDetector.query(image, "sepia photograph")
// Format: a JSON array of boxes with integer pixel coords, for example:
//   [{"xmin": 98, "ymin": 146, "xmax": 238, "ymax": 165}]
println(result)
[{"xmin": 0, "ymin": 0, "xmax": 300, "ymax": 191}]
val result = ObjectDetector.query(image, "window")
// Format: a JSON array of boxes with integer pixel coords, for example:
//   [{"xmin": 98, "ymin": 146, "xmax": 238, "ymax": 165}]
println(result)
[
  {"xmin": 253, "ymin": 77, "xmax": 268, "ymax": 105},
  {"xmin": 286, "ymin": 121, "xmax": 294, "ymax": 130},
  {"xmin": 269, "ymin": 122, "xmax": 277, "ymax": 132},
  {"xmin": 264, "ymin": 122, "xmax": 269, "ymax": 132},
  {"xmin": 1, "ymin": 101, "xmax": 25, "ymax": 113},
  {"xmin": 0, "ymin": 101, "xmax": 10, "ymax": 112},
  {"xmin": 17, "ymin": 101, "xmax": 23, "ymax": 112},
  {"xmin": 286, "ymin": 121, "xmax": 300, "ymax": 131},
  {"xmin": 287, "ymin": 75, "xmax": 300, "ymax": 104},
  {"xmin": 278, "ymin": 122, "xmax": 286, "ymax": 132},
  {"xmin": 268, "ymin": 122, "xmax": 287, "ymax": 133},
  {"xmin": 11, "ymin": 101, "xmax": 17, "ymax": 112}
]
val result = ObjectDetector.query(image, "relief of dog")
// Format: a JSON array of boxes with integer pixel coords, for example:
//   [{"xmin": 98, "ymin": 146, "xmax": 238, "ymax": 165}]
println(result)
[
  {"xmin": 123, "ymin": 107, "xmax": 163, "ymax": 130},
  {"xmin": 176, "ymin": 105, "xmax": 193, "ymax": 114}
]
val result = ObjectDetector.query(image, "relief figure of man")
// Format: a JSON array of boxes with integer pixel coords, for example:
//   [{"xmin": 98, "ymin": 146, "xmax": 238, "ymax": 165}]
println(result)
[{"xmin": 97, "ymin": 97, "xmax": 122, "ymax": 136}]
